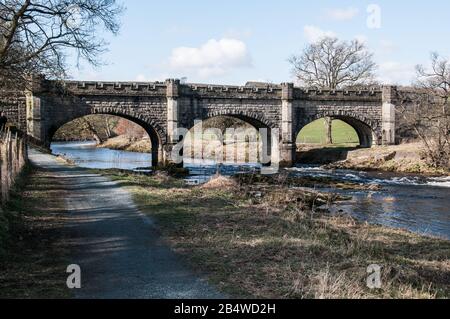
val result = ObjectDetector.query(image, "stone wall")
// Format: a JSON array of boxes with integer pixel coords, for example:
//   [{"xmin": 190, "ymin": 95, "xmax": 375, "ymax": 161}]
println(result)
[
  {"xmin": 3, "ymin": 78, "xmax": 400, "ymax": 167},
  {"xmin": 0, "ymin": 89, "xmax": 27, "ymax": 130}
]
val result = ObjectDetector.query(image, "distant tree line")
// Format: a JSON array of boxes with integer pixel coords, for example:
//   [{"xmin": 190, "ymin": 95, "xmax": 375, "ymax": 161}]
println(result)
[{"xmin": 53, "ymin": 115, "xmax": 149, "ymax": 144}]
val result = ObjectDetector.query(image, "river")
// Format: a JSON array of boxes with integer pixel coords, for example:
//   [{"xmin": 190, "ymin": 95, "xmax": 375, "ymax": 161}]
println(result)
[{"xmin": 51, "ymin": 141, "xmax": 450, "ymax": 240}]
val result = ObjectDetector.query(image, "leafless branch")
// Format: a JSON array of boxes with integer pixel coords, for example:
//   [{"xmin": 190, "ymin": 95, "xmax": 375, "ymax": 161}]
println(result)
[
  {"xmin": 397, "ymin": 53, "xmax": 450, "ymax": 168},
  {"xmin": 289, "ymin": 37, "xmax": 377, "ymax": 89},
  {"xmin": 0, "ymin": 0, "xmax": 124, "ymax": 87}
]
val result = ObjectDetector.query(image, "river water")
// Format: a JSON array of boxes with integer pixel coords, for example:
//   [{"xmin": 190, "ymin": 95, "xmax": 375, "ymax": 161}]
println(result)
[
  {"xmin": 51, "ymin": 141, "xmax": 450, "ymax": 240},
  {"xmin": 52, "ymin": 141, "xmax": 153, "ymax": 170}
]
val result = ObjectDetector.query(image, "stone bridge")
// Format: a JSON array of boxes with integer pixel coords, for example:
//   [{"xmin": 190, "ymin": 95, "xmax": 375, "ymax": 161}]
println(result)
[{"xmin": 4, "ymin": 77, "xmax": 399, "ymax": 167}]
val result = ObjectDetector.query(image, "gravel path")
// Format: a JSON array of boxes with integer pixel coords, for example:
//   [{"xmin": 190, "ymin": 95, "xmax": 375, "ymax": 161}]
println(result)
[{"xmin": 28, "ymin": 149, "xmax": 224, "ymax": 299}]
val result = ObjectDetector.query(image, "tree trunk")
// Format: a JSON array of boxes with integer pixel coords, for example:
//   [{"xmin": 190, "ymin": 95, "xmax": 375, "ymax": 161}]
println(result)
[
  {"xmin": 81, "ymin": 118, "xmax": 104, "ymax": 144},
  {"xmin": 104, "ymin": 117, "xmax": 113, "ymax": 138},
  {"xmin": 325, "ymin": 117, "xmax": 333, "ymax": 145}
]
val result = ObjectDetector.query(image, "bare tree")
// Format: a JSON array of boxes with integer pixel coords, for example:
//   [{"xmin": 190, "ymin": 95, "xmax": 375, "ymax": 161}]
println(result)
[
  {"xmin": 0, "ymin": 0, "xmax": 123, "ymax": 86},
  {"xmin": 80, "ymin": 117, "xmax": 103, "ymax": 144},
  {"xmin": 104, "ymin": 116, "xmax": 118, "ymax": 138},
  {"xmin": 397, "ymin": 53, "xmax": 450, "ymax": 168},
  {"xmin": 289, "ymin": 37, "xmax": 377, "ymax": 144},
  {"xmin": 289, "ymin": 37, "xmax": 377, "ymax": 89}
]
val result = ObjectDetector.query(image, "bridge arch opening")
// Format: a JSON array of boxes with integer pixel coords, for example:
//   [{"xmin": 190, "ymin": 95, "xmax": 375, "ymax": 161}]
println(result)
[
  {"xmin": 183, "ymin": 115, "xmax": 273, "ymax": 166},
  {"xmin": 296, "ymin": 116, "xmax": 375, "ymax": 164},
  {"xmin": 49, "ymin": 114, "xmax": 163, "ymax": 168}
]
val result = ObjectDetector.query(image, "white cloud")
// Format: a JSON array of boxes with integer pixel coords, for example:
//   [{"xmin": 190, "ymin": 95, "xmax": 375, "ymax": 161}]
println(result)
[
  {"xmin": 303, "ymin": 25, "xmax": 336, "ymax": 43},
  {"xmin": 326, "ymin": 7, "xmax": 359, "ymax": 21},
  {"xmin": 378, "ymin": 62, "xmax": 416, "ymax": 85},
  {"xmin": 168, "ymin": 38, "xmax": 252, "ymax": 78}
]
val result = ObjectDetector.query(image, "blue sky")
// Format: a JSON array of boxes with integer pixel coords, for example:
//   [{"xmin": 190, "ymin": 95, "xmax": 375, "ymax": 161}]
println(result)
[{"xmin": 70, "ymin": 0, "xmax": 450, "ymax": 85}]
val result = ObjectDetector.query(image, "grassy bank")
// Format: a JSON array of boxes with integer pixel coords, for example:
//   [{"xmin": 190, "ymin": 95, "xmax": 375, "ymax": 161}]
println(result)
[
  {"xmin": 322, "ymin": 143, "xmax": 449, "ymax": 176},
  {"xmin": 0, "ymin": 164, "xmax": 70, "ymax": 299},
  {"xmin": 100, "ymin": 170, "xmax": 450, "ymax": 299},
  {"xmin": 98, "ymin": 135, "xmax": 152, "ymax": 153}
]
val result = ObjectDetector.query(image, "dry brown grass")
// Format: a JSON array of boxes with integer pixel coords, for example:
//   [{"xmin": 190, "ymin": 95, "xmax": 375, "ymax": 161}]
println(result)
[
  {"xmin": 325, "ymin": 143, "xmax": 449, "ymax": 175},
  {"xmin": 105, "ymin": 171, "xmax": 450, "ymax": 299},
  {"xmin": 0, "ymin": 166, "xmax": 71, "ymax": 299},
  {"xmin": 99, "ymin": 136, "xmax": 152, "ymax": 153},
  {"xmin": 201, "ymin": 175, "xmax": 239, "ymax": 190}
]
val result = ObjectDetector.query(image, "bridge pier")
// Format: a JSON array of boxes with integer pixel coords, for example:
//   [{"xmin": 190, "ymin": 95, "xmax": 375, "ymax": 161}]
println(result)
[
  {"xmin": 279, "ymin": 83, "xmax": 296, "ymax": 167},
  {"xmin": 164, "ymin": 79, "xmax": 184, "ymax": 167},
  {"xmin": 25, "ymin": 92, "xmax": 47, "ymax": 145},
  {"xmin": 382, "ymin": 86, "xmax": 397, "ymax": 145},
  {"xmin": 151, "ymin": 145, "xmax": 164, "ymax": 167}
]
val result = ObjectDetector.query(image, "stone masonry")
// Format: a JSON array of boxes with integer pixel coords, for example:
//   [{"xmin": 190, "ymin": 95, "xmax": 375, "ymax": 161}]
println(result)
[{"xmin": 1, "ymin": 77, "xmax": 400, "ymax": 167}]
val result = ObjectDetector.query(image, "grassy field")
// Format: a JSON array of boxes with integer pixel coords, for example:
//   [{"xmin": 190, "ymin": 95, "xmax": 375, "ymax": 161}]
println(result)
[
  {"xmin": 0, "ymin": 165, "xmax": 70, "ymax": 299},
  {"xmin": 99, "ymin": 170, "xmax": 450, "ymax": 299},
  {"xmin": 298, "ymin": 119, "xmax": 359, "ymax": 146}
]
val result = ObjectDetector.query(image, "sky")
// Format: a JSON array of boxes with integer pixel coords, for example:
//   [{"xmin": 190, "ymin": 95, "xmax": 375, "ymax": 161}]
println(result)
[{"xmin": 69, "ymin": 0, "xmax": 450, "ymax": 86}]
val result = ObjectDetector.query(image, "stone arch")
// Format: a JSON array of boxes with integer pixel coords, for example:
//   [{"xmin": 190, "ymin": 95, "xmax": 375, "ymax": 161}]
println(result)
[
  {"xmin": 297, "ymin": 111, "xmax": 380, "ymax": 147},
  {"xmin": 203, "ymin": 109, "xmax": 276, "ymax": 130},
  {"xmin": 91, "ymin": 107, "xmax": 167, "ymax": 145},
  {"xmin": 186, "ymin": 110, "xmax": 276, "ymax": 165},
  {"xmin": 48, "ymin": 107, "xmax": 166, "ymax": 167}
]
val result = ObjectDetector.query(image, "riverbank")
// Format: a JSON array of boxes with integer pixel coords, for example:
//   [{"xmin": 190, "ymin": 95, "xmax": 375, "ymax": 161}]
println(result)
[
  {"xmin": 98, "ymin": 169, "xmax": 450, "ymax": 299},
  {"xmin": 298, "ymin": 143, "xmax": 449, "ymax": 176},
  {"xmin": 0, "ymin": 164, "xmax": 70, "ymax": 298},
  {"xmin": 98, "ymin": 136, "xmax": 449, "ymax": 176},
  {"xmin": 98, "ymin": 135, "xmax": 267, "ymax": 162},
  {"xmin": 98, "ymin": 135, "xmax": 152, "ymax": 153}
]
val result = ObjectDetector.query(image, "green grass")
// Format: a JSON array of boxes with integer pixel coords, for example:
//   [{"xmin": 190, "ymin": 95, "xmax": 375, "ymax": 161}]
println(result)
[{"xmin": 297, "ymin": 119, "xmax": 359, "ymax": 146}]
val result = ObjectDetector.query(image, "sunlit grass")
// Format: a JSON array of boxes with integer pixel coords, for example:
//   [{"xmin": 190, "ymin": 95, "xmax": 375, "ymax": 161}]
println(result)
[
  {"xmin": 106, "ymin": 171, "xmax": 450, "ymax": 299},
  {"xmin": 298, "ymin": 119, "xmax": 359, "ymax": 145}
]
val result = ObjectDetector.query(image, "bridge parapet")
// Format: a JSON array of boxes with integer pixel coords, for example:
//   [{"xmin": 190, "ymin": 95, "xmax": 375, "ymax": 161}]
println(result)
[
  {"xmin": 39, "ymin": 79, "xmax": 288, "ymax": 100},
  {"xmin": 293, "ymin": 87, "xmax": 382, "ymax": 101},
  {"xmin": 36, "ymin": 79, "xmax": 385, "ymax": 103},
  {"xmin": 45, "ymin": 80, "xmax": 168, "ymax": 96},
  {"xmin": 182, "ymin": 83, "xmax": 283, "ymax": 100}
]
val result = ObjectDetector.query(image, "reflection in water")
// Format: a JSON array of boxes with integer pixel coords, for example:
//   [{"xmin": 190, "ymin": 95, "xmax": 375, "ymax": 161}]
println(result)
[
  {"xmin": 51, "ymin": 141, "xmax": 450, "ymax": 240},
  {"xmin": 51, "ymin": 141, "xmax": 152, "ymax": 170}
]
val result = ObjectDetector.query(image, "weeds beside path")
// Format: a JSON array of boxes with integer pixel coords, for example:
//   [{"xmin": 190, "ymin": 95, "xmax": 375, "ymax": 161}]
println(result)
[
  {"xmin": 26, "ymin": 150, "xmax": 224, "ymax": 299},
  {"xmin": 0, "ymin": 164, "xmax": 70, "ymax": 299},
  {"xmin": 103, "ymin": 170, "xmax": 450, "ymax": 299}
]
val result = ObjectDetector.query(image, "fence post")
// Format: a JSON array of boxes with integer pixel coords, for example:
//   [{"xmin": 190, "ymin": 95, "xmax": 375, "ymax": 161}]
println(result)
[
  {"xmin": 0, "ymin": 130, "xmax": 28, "ymax": 205},
  {"xmin": 0, "ymin": 140, "xmax": 2, "ymax": 205},
  {"xmin": 1, "ymin": 135, "xmax": 8, "ymax": 203}
]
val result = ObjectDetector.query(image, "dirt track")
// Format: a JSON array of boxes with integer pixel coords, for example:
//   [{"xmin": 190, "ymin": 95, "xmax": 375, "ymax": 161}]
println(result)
[{"xmin": 28, "ymin": 149, "xmax": 224, "ymax": 299}]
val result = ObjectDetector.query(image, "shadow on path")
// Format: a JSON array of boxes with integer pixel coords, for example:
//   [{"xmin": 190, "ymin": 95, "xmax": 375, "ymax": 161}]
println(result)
[{"xmin": 28, "ymin": 149, "xmax": 225, "ymax": 299}]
